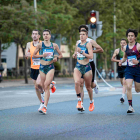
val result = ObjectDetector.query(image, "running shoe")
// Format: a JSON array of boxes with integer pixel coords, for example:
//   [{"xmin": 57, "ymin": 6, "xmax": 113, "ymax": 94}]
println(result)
[
  {"xmin": 80, "ymin": 106, "xmax": 85, "ymax": 112},
  {"xmin": 94, "ymin": 80, "xmax": 99, "ymax": 94},
  {"xmin": 120, "ymin": 97, "xmax": 125, "ymax": 103},
  {"xmin": 89, "ymin": 102, "xmax": 94, "ymax": 112},
  {"xmin": 127, "ymin": 105, "xmax": 135, "ymax": 113},
  {"xmin": 40, "ymin": 107, "xmax": 47, "ymax": 114},
  {"xmin": 76, "ymin": 100, "xmax": 82, "ymax": 110},
  {"xmin": 51, "ymin": 81, "xmax": 56, "ymax": 93},
  {"xmin": 41, "ymin": 92, "xmax": 45, "ymax": 103},
  {"xmin": 78, "ymin": 103, "xmax": 85, "ymax": 112},
  {"xmin": 38, "ymin": 103, "xmax": 44, "ymax": 112}
]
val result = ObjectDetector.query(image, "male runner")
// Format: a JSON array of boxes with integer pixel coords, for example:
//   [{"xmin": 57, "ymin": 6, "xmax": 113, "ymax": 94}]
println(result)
[
  {"xmin": 119, "ymin": 29, "xmax": 140, "ymax": 113},
  {"xmin": 33, "ymin": 29, "xmax": 62, "ymax": 114},
  {"xmin": 111, "ymin": 39, "xmax": 127, "ymax": 103},
  {"xmin": 25, "ymin": 29, "xmax": 56, "ymax": 112},
  {"xmin": 73, "ymin": 25, "xmax": 103, "ymax": 111},
  {"xmin": 74, "ymin": 29, "xmax": 94, "ymax": 112}
]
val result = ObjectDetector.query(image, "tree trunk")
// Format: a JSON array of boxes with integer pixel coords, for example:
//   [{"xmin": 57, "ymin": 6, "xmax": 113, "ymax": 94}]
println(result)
[
  {"xmin": 16, "ymin": 43, "xmax": 19, "ymax": 78},
  {"xmin": 21, "ymin": 44, "xmax": 28, "ymax": 84},
  {"xmin": 69, "ymin": 36, "xmax": 73, "ymax": 75},
  {"xmin": 0, "ymin": 40, "xmax": 2, "ymax": 66}
]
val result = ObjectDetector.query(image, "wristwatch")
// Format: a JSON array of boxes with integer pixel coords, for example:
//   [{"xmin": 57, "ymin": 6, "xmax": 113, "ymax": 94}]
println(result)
[{"xmin": 80, "ymin": 51, "xmax": 83, "ymax": 54}]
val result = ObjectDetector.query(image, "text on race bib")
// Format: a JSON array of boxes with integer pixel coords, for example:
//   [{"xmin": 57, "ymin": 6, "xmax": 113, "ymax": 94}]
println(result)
[
  {"xmin": 127, "ymin": 55, "xmax": 137, "ymax": 66},
  {"xmin": 120, "ymin": 58, "xmax": 127, "ymax": 66},
  {"xmin": 32, "ymin": 57, "xmax": 40, "ymax": 65},
  {"xmin": 43, "ymin": 49, "xmax": 53, "ymax": 59}
]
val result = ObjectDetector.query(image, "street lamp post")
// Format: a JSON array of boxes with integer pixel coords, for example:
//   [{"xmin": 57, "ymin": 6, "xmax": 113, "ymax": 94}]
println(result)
[
  {"xmin": 34, "ymin": 0, "xmax": 37, "ymax": 12},
  {"xmin": 113, "ymin": 0, "xmax": 116, "ymax": 80}
]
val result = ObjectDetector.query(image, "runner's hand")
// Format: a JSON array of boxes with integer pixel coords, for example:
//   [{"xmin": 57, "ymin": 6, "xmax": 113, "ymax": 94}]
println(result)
[
  {"xmin": 77, "ymin": 47, "xmax": 81, "ymax": 53},
  {"xmin": 119, "ymin": 61, "xmax": 122, "ymax": 66},
  {"xmin": 25, "ymin": 52, "xmax": 31, "ymax": 59},
  {"xmin": 43, "ymin": 53, "xmax": 48, "ymax": 58},
  {"xmin": 53, "ymin": 57, "xmax": 57, "ymax": 62},
  {"xmin": 72, "ymin": 53, "xmax": 77, "ymax": 59},
  {"xmin": 132, "ymin": 59, "xmax": 139, "ymax": 64}
]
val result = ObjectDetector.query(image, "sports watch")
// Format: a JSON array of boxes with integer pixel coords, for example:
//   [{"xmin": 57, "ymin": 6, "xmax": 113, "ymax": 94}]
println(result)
[{"xmin": 80, "ymin": 51, "xmax": 83, "ymax": 54}]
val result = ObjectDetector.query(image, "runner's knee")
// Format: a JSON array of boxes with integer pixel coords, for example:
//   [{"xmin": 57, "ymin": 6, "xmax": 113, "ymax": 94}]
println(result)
[
  {"xmin": 127, "ymin": 85, "xmax": 132, "ymax": 91},
  {"xmin": 75, "ymin": 81, "xmax": 81, "ymax": 87}
]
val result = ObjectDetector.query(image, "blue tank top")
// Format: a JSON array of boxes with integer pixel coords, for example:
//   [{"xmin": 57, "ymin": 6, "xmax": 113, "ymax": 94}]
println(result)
[
  {"xmin": 125, "ymin": 42, "xmax": 140, "ymax": 67},
  {"xmin": 77, "ymin": 42, "xmax": 89, "ymax": 60},
  {"xmin": 39, "ymin": 42, "xmax": 54, "ymax": 61}
]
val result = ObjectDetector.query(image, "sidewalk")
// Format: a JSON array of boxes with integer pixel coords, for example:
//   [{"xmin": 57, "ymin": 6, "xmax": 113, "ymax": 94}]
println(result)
[{"xmin": 0, "ymin": 77, "xmax": 119, "ymax": 88}]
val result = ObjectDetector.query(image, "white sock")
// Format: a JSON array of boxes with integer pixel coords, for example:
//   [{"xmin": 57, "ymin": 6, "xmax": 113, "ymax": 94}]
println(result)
[
  {"xmin": 90, "ymin": 100, "xmax": 94, "ymax": 104},
  {"xmin": 78, "ymin": 98, "xmax": 81, "ymax": 101}
]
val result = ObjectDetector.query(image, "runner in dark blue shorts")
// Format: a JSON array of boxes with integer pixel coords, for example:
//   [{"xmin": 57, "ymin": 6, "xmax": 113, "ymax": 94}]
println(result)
[{"xmin": 119, "ymin": 29, "xmax": 140, "ymax": 113}]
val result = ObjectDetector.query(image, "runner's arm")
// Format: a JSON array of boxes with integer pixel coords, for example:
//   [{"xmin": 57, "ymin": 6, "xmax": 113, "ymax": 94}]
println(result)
[
  {"xmin": 111, "ymin": 49, "xmax": 120, "ymax": 62},
  {"xmin": 90, "ymin": 40, "xmax": 104, "ymax": 53},
  {"xmin": 25, "ymin": 43, "xmax": 31, "ymax": 59},
  {"xmin": 33, "ymin": 43, "xmax": 43, "ymax": 58},
  {"xmin": 54, "ymin": 43, "xmax": 63, "ymax": 59}
]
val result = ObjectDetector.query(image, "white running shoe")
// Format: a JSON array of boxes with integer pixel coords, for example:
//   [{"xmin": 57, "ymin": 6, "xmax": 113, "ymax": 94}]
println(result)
[
  {"xmin": 38, "ymin": 103, "xmax": 44, "ymax": 113},
  {"xmin": 127, "ymin": 105, "xmax": 135, "ymax": 113},
  {"xmin": 94, "ymin": 80, "xmax": 99, "ymax": 94},
  {"xmin": 41, "ymin": 92, "xmax": 45, "ymax": 103}
]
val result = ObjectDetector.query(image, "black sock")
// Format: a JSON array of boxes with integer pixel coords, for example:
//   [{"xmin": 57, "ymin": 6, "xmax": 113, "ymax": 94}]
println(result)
[
  {"xmin": 128, "ymin": 100, "xmax": 132, "ymax": 106},
  {"xmin": 77, "ymin": 93, "xmax": 81, "ymax": 97}
]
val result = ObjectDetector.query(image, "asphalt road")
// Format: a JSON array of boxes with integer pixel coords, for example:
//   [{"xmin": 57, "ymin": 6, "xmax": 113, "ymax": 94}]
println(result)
[{"xmin": 0, "ymin": 81, "xmax": 140, "ymax": 140}]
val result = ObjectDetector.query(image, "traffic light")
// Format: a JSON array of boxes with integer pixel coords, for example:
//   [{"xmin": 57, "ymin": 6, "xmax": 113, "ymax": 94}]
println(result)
[{"xmin": 90, "ymin": 10, "xmax": 96, "ymax": 29}]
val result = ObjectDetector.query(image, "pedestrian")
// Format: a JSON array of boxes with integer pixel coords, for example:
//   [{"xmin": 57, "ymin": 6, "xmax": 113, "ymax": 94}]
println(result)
[
  {"xmin": 73, "ymin": 25, "xmax": 103, "ymax": 111},
  {"xmin": 73, "ymin": 29, "xmax": 94, "ymax": 112},
  {"xmin": 119, "ymin": 29, "xmax": 140, "ymax": 113},
  {"xmin": 111, "ymin": 39, "xmax": 127, "ymax": 103},
  {"xmin": 25, "ymin": 29, "xmax": 56, "ymax": 113},
  {"xmin": 33, "ymin": 29, "xmax": 63, "ymax": 114}
]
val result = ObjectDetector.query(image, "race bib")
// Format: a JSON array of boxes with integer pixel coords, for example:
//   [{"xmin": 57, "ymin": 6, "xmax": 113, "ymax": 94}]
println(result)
[
  {"xmin": 43, "ymin": 49, "xmax": 53, "ymax": 59},
  {"xmin": 127, "ymin": 55, "xmax": 137, "ymax": 66},
  {"xmin": 120, "ymin": 58, "xmax": 127, "ymax": 66},
  {"xmin": 32, "ymin": 58, "xmax": 40, "ymax": 65}
]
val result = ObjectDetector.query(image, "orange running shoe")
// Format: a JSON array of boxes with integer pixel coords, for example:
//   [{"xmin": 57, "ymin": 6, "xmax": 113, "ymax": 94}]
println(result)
[
  {"xmin": 51, "ymin": 81, "xmax": 56, "ymax": 93},
  {"xmin": 40, "ymin": 107, "xmax": 47, "ymax": 114},
  {"xmin": 76, "ymin": 101, "xmax": 82, "ymax": 109},
  {"xmin": 89, "ymin": 102, "xmax": 94, "ymax": 112}
]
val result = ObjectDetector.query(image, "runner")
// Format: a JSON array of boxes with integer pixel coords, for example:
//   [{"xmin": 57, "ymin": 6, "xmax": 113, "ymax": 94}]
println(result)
[
  {"xmin": 33, "ymin": 29, "xmax": 62, "ymax": 114},
  {"xmin": 119, "ymin": 29, "xmax": 140, "ymax": 113},
  {"xmin": 74, "ymin": 29, "xmax": 94, "ymax": 112},
  {"xmin": 111, "ymin": 39, "xmax": 127, "ymax": 103},
  {"xmin": 73, "ymin": 25, "xmax": 103, "ymax": 111},
  {"xmin": 25, "ymin": 29, "xmax": 56, "ymax": 112}
]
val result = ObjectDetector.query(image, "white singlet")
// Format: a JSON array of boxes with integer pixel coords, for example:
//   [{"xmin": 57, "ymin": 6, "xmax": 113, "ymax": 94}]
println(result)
[{"xmin": 77, "ymin": 38, "xmax": 93, "ymax": 62}]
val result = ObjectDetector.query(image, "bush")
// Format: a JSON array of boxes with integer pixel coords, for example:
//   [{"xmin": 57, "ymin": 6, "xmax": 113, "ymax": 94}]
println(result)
[{"xmin": 54, "ymin": 61, "xmax": 61, "ymax": 71}]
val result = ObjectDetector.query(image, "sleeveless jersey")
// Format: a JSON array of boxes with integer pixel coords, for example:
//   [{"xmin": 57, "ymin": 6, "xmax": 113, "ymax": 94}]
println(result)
[
  {"xmin": 30, "ymin": 41, "xmax": 41, "ymax": 69},
  {"xmin": 78, "ymin": 38, "xmax": 93, "ymax": 62},
  {"xmin": 116, "ymin": 48, "xmax": 127, "ymax": 69},
  {"xmin": 39, "ymin": 42, "xmax": 54, "ymax": 61},
  {"xmin": 77, "ymin": 42, "xmax": 89, "ymax": 60},
  {"xmin": 125, "ymin": 42, "xmax": 140, "ymax": 67}
]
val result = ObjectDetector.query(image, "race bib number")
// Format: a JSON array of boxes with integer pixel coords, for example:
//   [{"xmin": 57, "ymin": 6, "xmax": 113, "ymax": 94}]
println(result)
[
  {"xmin": 32, "ymin": 58, "xmax": 40, "ymax": 65},
  {"xmin": 120, "ymin": 58, "xmax": 127, "ymax": 66},
  {"xmin": 43, "ymin": 49, "xmax": 53, "ymax": 59},
  {"xmin": 127, "ymin": 55, "xmax": 137, "ymax": 66}
]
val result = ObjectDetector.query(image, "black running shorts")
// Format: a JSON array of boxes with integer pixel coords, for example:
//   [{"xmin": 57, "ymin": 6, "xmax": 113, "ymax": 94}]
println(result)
[
  {"xmin": 30, "ymin": 68, "xmax": 39, "ymax": 80},
  {"xmin": 90, "ymin": 61, "xmax": 95, "ymax": 82}
]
